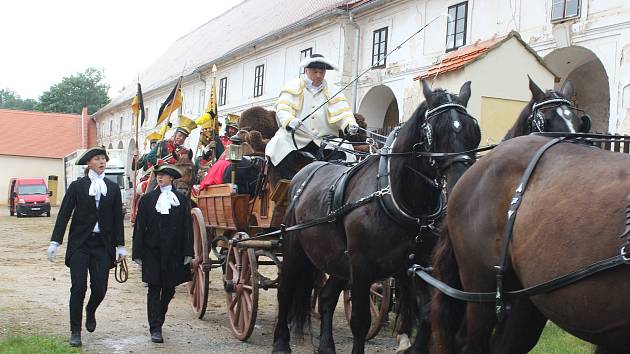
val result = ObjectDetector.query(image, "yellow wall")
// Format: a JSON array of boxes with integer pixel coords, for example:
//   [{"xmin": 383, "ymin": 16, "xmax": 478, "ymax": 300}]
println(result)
[
  {"xmin": 480, "ymin": 97, "xmax": 529, "ymax": 143},
  {"xmin": 0, "ymin": 155, "xmax": 64, "ymax": 206}
]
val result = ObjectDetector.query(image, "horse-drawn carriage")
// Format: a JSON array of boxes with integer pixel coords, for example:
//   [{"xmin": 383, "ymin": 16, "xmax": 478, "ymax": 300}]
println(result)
[{"xmin": 185, "ymin": 134, "xmax": 394, "ymax": 341}]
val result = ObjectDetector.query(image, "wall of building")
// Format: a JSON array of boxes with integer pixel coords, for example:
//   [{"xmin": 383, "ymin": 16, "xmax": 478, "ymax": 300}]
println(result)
[{"xmin": 0, "ymin": 155, "xmax": 64, "ymax": 206}]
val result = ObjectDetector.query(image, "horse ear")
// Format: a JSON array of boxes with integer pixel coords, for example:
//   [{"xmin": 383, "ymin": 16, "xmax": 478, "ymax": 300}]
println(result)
[
  {"xmin": 560, "ymin": 79, "xmax": 575, "ymax": 99},
  {"xmin": 528, "ymin": 75, "xmax": 545, "ymax": 102},
  {"xmin": 458, "ymin": 81, "xmax": 472, "ymax": 106},
  {"xmin": 421, "ymin": 80, "xmax": 432, "ymax": 100}
]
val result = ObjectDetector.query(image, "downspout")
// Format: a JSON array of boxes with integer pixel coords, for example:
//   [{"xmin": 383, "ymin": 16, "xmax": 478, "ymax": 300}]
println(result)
[{"xmin": 349, "ymin": 12, "xmax": 361, "ymax": 112}]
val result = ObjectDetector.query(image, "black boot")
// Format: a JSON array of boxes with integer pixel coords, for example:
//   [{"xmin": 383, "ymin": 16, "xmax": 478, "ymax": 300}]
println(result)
[
  {"xmin": 85, "ymin": 309, "xmax": 96, "ymax": 333},
  {"xmin": 69, "ymin": 331, "xmax": 82, "ymax": 347},
  {"xmin": 150, "ymin": 328, "xmax": 163, "ymax": 343}
]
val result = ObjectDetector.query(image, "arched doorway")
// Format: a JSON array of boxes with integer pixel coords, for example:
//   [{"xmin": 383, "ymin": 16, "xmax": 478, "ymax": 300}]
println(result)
[
  {"xmin": 544, "ymin": 46, "xmax": 610, "ymax": 133},
  {"xmin": 358, "ymin": 85, "xmax": 399, "ymax": 132},
  {"xmin": 117, "ymin": 141, "xmax": 124, "ymax": 149},
  {"xmin": 107, "ymin": 142, "xmax": 113, "ymax": 149}
]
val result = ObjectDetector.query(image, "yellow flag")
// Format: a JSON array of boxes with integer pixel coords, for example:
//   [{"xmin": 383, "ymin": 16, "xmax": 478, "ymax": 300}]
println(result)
[{"xmin": 156, "ymin": 77, "xmax": 183, "ymax": 126}]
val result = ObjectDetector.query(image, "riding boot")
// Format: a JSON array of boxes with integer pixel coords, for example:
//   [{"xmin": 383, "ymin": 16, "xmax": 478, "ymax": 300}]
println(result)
[
  {"xmin": 150, "ymin": 328, "xmax": 164, "ymax": 343},
  {"xmin": 85, "ymin": 308, "xmax": 96, "ymax": 332}
]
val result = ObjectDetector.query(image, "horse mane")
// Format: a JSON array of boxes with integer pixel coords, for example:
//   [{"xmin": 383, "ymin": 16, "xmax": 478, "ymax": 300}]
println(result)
[
  {"xmin": 393, "ymin": 100, "xmax": 428, "ymax": 152},
  {"xmin": 503, "ymin": 99, "xmax": 535, "ymax": 140}
]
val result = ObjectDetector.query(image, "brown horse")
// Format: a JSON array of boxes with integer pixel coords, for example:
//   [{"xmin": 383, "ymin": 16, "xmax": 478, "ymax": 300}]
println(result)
[{"xmin": 431, "ymin": 135, "xmax": 630, "ymax": 353}]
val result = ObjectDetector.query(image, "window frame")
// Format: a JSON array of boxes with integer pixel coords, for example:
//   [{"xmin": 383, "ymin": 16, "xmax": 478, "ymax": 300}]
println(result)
[
  {"xmin": 254, "ymin": 64, "xmax": 265, "ymax": 98},
  {"xmin": 551, "ymin": 0, "xmax": 581, "ymax": 23},
  {"xmin": 372, "ymin": 26, "xmax": 388, "ymax": 68},
  {"xmin": 219, "ymin": 77, "xmax": 227, "ymax": 106},
  {"xmin": 446, "ymin": 1, "xmax": 468, "ymax": 52}
]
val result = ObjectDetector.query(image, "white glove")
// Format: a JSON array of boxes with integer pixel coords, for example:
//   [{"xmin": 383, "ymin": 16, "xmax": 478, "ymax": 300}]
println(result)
[
  {"xmin": 347, "ymin": 123, "xmax": 359, "ymax": 135},
  {"xmin": 116, "ymin": 246, "xmax": 128, "ymax": 260},
  {"xmin": 134, "ymin": 258, "xmax": 142, "ymax": 266},
  {"xmin": 287, "ymin": 118, "xmax": 303, "ymax": 131},
  {"xmin": 47, "ymin": 241, "xmax": 60, "ymax": 262},
  {"xmin": 184, "ymin": 256, "xmax": 193, "ymax": 265}
]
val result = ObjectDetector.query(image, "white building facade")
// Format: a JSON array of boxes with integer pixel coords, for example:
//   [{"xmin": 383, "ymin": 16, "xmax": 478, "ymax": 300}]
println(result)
[{"xmin": 94, "ymin": 0, "xmax": 630, "ymax": 162}]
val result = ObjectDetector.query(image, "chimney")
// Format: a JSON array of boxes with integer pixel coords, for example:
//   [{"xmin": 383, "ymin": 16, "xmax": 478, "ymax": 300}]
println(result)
[{"xmin": 81, "ymin": 107, "xmax": 88, "ymax": 148}]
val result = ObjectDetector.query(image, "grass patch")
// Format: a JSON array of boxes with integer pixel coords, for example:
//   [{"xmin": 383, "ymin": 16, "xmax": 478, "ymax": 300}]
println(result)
[
  {"xmin": 530, "ymin": 322, "xmax": 594, "ymax": 354},
  {"xmin": 0, "ymin": 334, "xmax": 80, "ymax": 354}
]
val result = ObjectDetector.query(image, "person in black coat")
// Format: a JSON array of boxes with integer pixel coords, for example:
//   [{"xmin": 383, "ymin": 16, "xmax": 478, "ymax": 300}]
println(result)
[
  {"xmin": 132, "ymin": 164, "xmax": 193, "ymax": 343},
  {"xmin": 47, "ymin": 147, "xmax": 126, "ymax": 347}
]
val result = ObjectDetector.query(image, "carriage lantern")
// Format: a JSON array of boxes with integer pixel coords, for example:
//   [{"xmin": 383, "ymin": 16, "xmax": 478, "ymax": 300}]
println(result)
[{"xmin": 226, "ymin": 135, "xmax": 243, "ymax": 190}]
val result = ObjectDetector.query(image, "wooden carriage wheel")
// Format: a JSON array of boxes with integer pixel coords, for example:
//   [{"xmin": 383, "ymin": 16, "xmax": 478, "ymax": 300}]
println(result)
[
  {"xmin": 188, "ymin": 208, "xmax": 210, "ymax": 319},
  {"xmin": 224, "ymin": 232, "xmax": 259, "ymax": 341},
  {"xmin": 343, "ymin": 280, "xmax": 392, "ymax": 340}
]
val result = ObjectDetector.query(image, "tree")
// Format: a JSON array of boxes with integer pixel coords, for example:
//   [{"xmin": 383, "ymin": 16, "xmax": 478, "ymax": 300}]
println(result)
[
  {"xmin": 0, "ymin": 88, "xmax": 37, "ymax": 111},
  {"xmin": 37, "ymin": 68, "xmax": 110, "ymax": 114}
]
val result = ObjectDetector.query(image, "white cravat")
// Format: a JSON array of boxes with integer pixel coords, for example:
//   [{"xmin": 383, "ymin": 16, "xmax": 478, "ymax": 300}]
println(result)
[
  {"xmin": 88, "ymin": 169, "xmax": 107, "ymax": 232},
  {"xmin": 155, "ymin": 185, "xmax": 180, "ymax": 215}
]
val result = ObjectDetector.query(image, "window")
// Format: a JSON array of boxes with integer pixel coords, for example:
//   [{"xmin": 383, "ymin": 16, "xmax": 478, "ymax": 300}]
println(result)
[
  {"xmin": 446, "ymin": 2, "xmax": 468, "ymax": 51},
  {"xmin": 198, "ymin": 89, "xmax": 205, "ymax": 113},
  {"xmin": 219, "ymin": 77, "xmax": 227, "ymax": 106},
  {"xmin": 372, "ymin": 27, "xmax": 388, "ymax": 68},
  {"xmin": 109, "ymin": 120, "xmax": 113, "ymax": 136},
  {"xmin": 119, "ymin": 116, "xmax": 123, "ymax": 132},
  {"xmin": 551, "ymin": 0, "xmax": 580, "ymax": 22},
  {"xmin": 299, "ymin": 47, "xmax": 312, "ymax": 74},
  {"xmin": 254, "ymin": 64, "xmax": 264, "ymax": 97}
]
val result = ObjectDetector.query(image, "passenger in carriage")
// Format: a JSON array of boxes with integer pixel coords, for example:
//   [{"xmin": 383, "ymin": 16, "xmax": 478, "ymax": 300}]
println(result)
[
  {"xmin": 265, "ymin": 53, "xmax": 360, "ymax": 180},
  {"xmin": 132, "ymin": 164, "xmax": 193, "ymax": 344},
  {"xmin": 145, "ymin": 115, "xmax": 196, "ymax": 169}
]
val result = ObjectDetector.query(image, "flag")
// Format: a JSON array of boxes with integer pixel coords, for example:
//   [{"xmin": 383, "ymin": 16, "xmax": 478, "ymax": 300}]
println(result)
[
  {"xmin": 156, "ymin": 77, "xmax": 183, "ymax": 126},
  {"xmin": 131, "ymin": 83, "xmax": 146, "ymax": 128},
  {"xmin": 195, "ymin": 76, "xmax": 219, "ymax": 132}
]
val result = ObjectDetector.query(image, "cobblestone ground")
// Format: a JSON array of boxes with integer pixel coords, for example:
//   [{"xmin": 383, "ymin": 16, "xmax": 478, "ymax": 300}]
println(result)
[{"xmin": 0, "ymin": 207, "xmax": 397, "ymax": 353}]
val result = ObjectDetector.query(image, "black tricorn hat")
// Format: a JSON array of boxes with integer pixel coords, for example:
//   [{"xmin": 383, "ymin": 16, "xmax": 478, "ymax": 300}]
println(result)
[
  {"xmin": 76, "ymin": 147, "xmax": 109, "ymax": 165},
  {"xmin": 300, "ymin": 53, "xmax": 337, "ymax": 70},
  {"xmin": 154, "ymin": 164, "xmax": 182, "ymax": 179}
]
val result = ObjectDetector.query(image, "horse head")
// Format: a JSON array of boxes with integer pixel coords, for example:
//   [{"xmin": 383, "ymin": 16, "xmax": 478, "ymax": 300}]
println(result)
[
  {"xmin": 173, "ymin": 157, "xmax": 196, "ymax": 198},
  {"xmin": 394, "ymin": 80, "xmax": 481, "ymax": 199},
  {"xmin": 505, "ymin": 77, "xmax": 591, "ymax": 139}
]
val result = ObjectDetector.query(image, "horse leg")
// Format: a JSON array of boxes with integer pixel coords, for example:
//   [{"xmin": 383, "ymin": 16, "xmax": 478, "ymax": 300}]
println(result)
[
  {"xmin": 459, "ymin": 303, "xmax": 496, "ymax": 354},
  {"xmin": 405, "ymin": 279, "xmax": 432, "ymax": 354},
  {"xmin": 349, "ymin": 280, "xmax": 371, "ymax": 354},
  {"xmin": 318, "ymin": 275, "xmax": 346, "ymax": 354},
  {"xmin": 489, "ymin": 298, "xmax": 546, "ymax": 354},
  {"xmin": 272, "ymin": 238, "xmax": 309, "ymax": 353},
  {"xmin": 596, "ymin": 346, "xmax": 630, "ymax": 354}
]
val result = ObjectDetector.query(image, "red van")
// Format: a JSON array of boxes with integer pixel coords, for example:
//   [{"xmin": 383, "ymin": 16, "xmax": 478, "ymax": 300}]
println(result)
[{"xmin": 8, "ymin": 177, "xmax": 51, "ymax": 217}]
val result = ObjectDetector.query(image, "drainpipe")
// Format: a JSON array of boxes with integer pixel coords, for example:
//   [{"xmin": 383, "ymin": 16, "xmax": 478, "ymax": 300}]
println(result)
[{"xmin": 349, "ymin": 13, "xmax": 361, "ymax": 112}]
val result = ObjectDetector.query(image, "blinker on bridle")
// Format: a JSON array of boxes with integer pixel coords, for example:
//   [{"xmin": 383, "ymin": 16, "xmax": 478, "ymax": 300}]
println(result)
[{"xmin": 529, "ymin": 98, "xmax": 575, "ymax": 132}]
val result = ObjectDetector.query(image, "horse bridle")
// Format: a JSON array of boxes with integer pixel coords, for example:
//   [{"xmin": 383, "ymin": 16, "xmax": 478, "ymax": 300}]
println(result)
[{"xmin": 528, "ymin": 97, "xmax": 584, "ymax": 133}]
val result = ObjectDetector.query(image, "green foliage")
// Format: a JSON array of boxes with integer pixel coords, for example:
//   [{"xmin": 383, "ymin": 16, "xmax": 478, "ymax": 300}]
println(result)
[
  {"xmin": 531, "ymin": 322, "xmax": 594, "ymax": 353},
  {"xmin": 0, "ymin": 334, "xmax": 80, "ymax": 354},
  {"xmin": 0, "ymin": 88, "xmax": 37, "ymax": 111},
  {"xmin": 37, "ymin": 67, "xmax": 111, "ymax": 115}
]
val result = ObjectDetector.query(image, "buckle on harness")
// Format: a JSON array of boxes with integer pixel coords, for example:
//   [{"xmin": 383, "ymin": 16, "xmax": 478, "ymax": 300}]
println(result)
[{"xmin": 621, "ymin": 243, "xmax": 630, "ymax": 264}]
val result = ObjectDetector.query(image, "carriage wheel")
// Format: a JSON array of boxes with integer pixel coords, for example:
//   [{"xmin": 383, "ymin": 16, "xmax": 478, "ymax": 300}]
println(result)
[
  {"xmin": 224, "ymin": 232, "xmax": 259, "ymax": 341},
  {"xmin": 343, "ymin": 279, "xmax": 392, "ymax": 340},
  {"xmin": 188, "ymin": 208, "xmax": 210, "ymax": 319}
]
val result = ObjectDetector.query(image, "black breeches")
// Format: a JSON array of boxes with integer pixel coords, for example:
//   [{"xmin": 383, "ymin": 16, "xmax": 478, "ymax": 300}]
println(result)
[
  {"xmin": 68, "ymin": 233, "xmax": 111, "ymax": 332},
  {"xmin": 147, "ymin": 285, "xmax": 175, "ymax": 332},
  {"xmin": 274, "ymin": 142, "xmax": 346, "ymax": 180}
]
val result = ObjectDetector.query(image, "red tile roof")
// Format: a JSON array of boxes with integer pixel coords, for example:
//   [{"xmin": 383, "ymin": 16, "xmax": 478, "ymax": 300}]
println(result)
[
  {"xmin": 0, "ymin": 109, "xmax": 96, "ymax": 159},
  {"xmin": 415, "ymin": 34, "xmax": 507, "ymax": 80}
]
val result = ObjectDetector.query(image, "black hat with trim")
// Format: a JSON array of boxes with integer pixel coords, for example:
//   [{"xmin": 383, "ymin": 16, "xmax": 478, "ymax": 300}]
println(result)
[
  {"xmin": 154, "ymin": 164, "xmax": 182, "ymax": 179},
  {"xmin": 300, "ymin": 53, "xmax": 337, "ymax": 70},
  {"xmin": 76, "ymin": 147, "xmax": 109, "ymax": 165}
]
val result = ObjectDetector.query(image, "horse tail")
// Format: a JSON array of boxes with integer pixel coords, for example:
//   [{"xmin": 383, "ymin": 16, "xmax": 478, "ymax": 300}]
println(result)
[
  {"xmin": 282, "ymin": 207, "xmax": 318, "ymax": 340},
  {"xmin": 430, "ymin": 226, "xmax": 465, "ymax": 354}
]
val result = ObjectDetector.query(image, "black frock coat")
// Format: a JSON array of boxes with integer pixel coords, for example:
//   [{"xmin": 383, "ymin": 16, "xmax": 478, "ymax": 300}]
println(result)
[
  {"xmin": 51, "ymin": 176, "xmax": 125, "ymax": 268},
  {"xmin": 132, "ymin": 188, "xmax": 193, "ymax": 287}
]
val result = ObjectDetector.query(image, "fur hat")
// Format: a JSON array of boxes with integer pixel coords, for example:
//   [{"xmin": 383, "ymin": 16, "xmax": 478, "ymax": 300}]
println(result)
[
  {"xmin": 76, "ymin": 147, "xmax": 109, "ymax": 165},
  {"xmin": 300, "ymin": 53, "xmax": 337, "ymax": 70}
]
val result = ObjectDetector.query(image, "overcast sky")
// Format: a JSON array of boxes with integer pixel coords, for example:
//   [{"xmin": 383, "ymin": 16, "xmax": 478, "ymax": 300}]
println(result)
[{"xmin": 1, "ymin": 0, "xmax": 244, "ymax": 100}]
